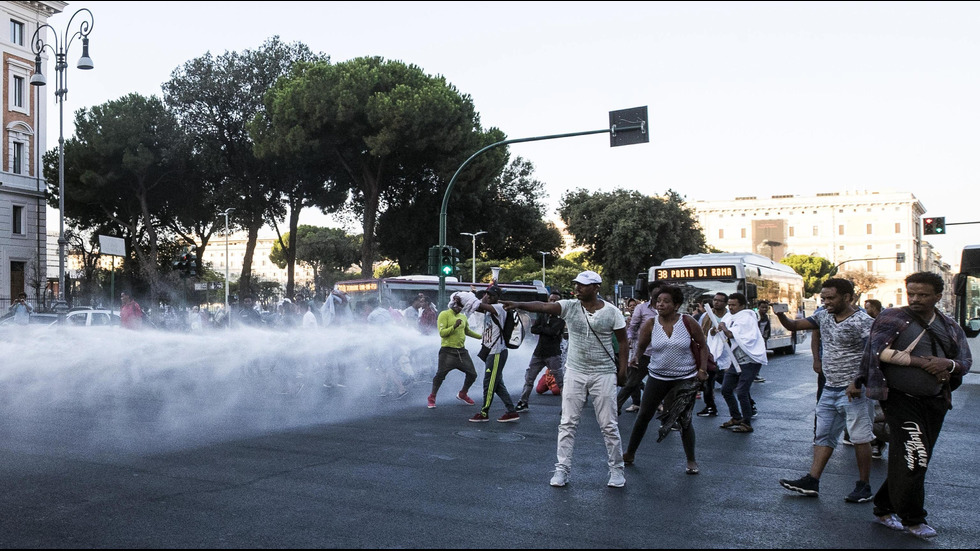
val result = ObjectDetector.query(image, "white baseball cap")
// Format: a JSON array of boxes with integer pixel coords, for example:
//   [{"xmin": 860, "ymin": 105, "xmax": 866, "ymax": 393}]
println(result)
[{"xmin": 572, "ymin": 270, "xmax": 602, "ymax": 285}]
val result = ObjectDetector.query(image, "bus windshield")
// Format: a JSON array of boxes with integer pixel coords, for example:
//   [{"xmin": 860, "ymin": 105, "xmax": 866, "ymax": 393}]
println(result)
[{"xmin": 955, "ymin": 245, "xmax": 980, "ymax": 338}]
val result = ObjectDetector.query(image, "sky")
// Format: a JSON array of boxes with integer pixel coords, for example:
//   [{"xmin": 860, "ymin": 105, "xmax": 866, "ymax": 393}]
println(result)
[{"xmin": 38, "ymin": 1, "xmax": 980, "ymax": 269}]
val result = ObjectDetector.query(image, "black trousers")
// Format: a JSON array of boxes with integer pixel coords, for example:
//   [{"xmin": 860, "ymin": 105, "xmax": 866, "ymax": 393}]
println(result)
[
  {"xmin": 873, "ymin": 390, "xmax": 948, "ymax": 526},
  {"xmin": 617, "ymin": 355, "xmax": 649, "ymax": 413},
  {"xmin": 432, "ymin": 347, "xmax": 477, "ymax": 395}
]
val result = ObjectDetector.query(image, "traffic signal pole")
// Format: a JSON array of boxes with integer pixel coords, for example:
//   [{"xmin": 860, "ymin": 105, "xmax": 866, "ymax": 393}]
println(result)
[
  {"xmin": 437, "ymin": 108, "xmax": 649, "ymax": 309},
  {"xmin": 437, "ymin": 129, "xmax": 608, "ymax": 308}
]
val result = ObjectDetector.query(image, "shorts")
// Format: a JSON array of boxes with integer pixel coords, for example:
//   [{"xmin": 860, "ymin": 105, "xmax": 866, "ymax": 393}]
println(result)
[{"xmin": 813, "ymin": 386, "xmax": 874, "ymax": 447}]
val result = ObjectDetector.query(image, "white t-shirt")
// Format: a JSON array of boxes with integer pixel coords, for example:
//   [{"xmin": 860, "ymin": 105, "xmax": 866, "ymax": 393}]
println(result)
[
  {"xmin": 559, "ymin": 299, "xmax": 626, "ymax": 375},
  {"xmin": 482, "ymin": 303, "xmax": 507, "ymax": 355}
]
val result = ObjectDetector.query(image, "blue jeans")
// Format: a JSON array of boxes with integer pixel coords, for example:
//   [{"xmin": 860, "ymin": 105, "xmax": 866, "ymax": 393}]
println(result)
[{"xmin": 721, "ymin": 363, "xmax": 761, "ymax": 423}]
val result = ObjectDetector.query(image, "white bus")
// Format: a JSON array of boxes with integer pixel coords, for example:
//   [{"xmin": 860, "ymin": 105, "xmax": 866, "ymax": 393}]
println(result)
[
  {"xmin": 954, "ymin": 244, "xmax": 980, "ymax": 339},
  {"xmin": 645, "ymin": 252, "xmax": 810, "ymax": 354},
  {"xmin": 334, "ymin": 275, "xmax": 549, "ymax": 312}
]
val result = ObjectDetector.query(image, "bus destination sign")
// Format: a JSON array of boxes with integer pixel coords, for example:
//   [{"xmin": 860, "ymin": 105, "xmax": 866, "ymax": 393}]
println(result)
[{"xmin": 654, "ymin": 265, "xmax": 737, "ymax": 281}]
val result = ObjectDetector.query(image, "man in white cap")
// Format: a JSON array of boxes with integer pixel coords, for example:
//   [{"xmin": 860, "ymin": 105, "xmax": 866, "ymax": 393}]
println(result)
[{"xmin": 502, "ymin": 270, "xmax": 629, "ymax": 488}]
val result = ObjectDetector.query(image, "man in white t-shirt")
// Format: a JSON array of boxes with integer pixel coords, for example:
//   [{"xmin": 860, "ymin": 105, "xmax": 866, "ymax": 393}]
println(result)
[
  {"xmin": 469, "ymin": 285, "xmax": 520, "ymax": 423},
  {"xmin": 503, "ymin": 270, "xmax": 629, "ymax": 488}
]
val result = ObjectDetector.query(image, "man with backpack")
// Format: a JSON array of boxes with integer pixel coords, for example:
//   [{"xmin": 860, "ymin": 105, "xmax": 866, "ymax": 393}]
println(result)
[{"xmin": 468, "ymin": 284, "xmax": 520, "ymax": 423}]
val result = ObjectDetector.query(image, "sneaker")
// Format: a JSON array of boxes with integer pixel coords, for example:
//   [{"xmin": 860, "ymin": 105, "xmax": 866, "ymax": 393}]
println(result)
[
  {"xmin": 608, "ymin": 469, "xmax": 626, "ymax": 488},
  {"xmin": 871, "ymin": 446, "xmax": 883, "ymax": 460},
  {"xmin": 845, "ymin": 480, "xmax": 873, "ymax": 503},
  {"xmin": 550, "ymin": 469, "xmax": 569, "ymax": 487},
  {"xmin": 515, "ymin": 400, "xmax": 529, "ymax": 412},
  {"xmin": 625, "ymin": 404, "xmax": 641, "ymax": 413},
  {"xmin": 751, "ymin": 405, "xmax": 759, "ymax": 418},
  {"xmin": 396, "ymin": 389, "xmax": 409, "ymax": 400},
  {"xmin": 427, "ymin": 394, "xmax": 436, "ymax": 409},
  {"xmin": 697, "ymin": 407, "xmax": 718, "ymax": 417},
  {"xmin": 754, "ymin": 376, "xmax": 766, "ymax": 383},
  {"xmin": 468, "ymin": 413, "xmax": 489, "ymax": 422},
  {"xmin": 907, "ymin": 523, "xmax": 937, "ymax": 539},
  {"xmin": 456, "ymin": 391, "xmax": 475, "ymax": 405},
  {"xmin": 873, "ymin": 513, "xmax": 905, "ymax": 532},
  {"xmin": 779, "ymin": 473, "xmax": 820, "ymax": 497},
  {"xmin": 498, "ymin": 411, "xmax": 520, "ymax": 423}
]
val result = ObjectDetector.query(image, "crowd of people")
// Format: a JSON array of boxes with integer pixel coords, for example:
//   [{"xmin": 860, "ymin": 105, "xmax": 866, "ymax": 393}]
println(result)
[{"xmin": 9, "ymin": 269, "xmax": 970, "ymax": 541}]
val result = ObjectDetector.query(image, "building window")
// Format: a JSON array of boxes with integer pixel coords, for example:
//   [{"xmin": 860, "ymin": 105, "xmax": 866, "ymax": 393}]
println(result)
[
  {"xmin": 10, "ymin": 19, "xmax": 24, "ymax": 46},
  {"xmin": 895, "ymin": 222, "xmax": 901, "ymax": 233},
  {"xmin": 838, "ymin": 225, "xmax": 844, "ymax": 235},
  {"xmin": 12, "ymin": 205, "xmax": 24, "ymax": 234},
  {"xmin": 741, "ymin": 228, "xmax": 746, "ymax": 238},
  {"xmin": 867, "ymin": 261, "xmax": 874, "ymax": 271},
  {"xmin": 13, "ymin": 75, "xmax": 24, "ymax": 108},
  {"xmin": 12, "ymin": 141, "xmax": 24, "ymax": 174},
  {"xmin": 867, "ymin": 245, "xmax": 873, "ymax": 250},
  {"xmin": 812, "ymin": 226, "xmax": 819, "ymax": 236},
  {"xmin": 866, "ymin": 223, "xmax": 873, "ymax": 235},
  {"xmin": 789, "ymin": 227, "xmax": 795, "ymax": 237},
  {"xmin": 718, "ymin": 229, "xmax": 724, "ymax": 239}
]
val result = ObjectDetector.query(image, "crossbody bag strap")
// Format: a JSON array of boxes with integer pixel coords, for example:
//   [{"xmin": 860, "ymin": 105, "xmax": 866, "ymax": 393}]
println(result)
[{"xmin": 581, "ymin": 303, "xmax": 617, "ymax": 367}]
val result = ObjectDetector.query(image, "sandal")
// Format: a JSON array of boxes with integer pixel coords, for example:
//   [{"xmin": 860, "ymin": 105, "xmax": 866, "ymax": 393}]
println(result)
[
  {"xmin": 720, "ymin": 418, "xmax": 742, "ymax": 429},
  {"xmin": 686, "ymin": 466, "xmax": 700, "ymax": 475},
  {"xmin": 731, "ymin": 423, "xmax": 754, "ymax": 433}
]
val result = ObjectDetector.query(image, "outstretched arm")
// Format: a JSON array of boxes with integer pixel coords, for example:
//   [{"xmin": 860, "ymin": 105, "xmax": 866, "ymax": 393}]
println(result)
[
  {"xmin": 775, "ymin": 311, "xmax": 816, "ymax": 332},
  {"xmin": 501, "ymin": 300, "xmax": 561, "ymax": 316}
]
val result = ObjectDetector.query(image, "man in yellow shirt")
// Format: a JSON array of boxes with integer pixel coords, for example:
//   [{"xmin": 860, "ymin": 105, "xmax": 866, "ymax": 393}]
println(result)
[{"xmin": 427, "ymin": 293, "xmax": 481, "ymax": 408}]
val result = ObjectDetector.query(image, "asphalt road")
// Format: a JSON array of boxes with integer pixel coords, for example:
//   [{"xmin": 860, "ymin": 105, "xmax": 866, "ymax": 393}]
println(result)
[{"xmin": 1, "ymin": 336, "xmax": 978, "ymax": 549}]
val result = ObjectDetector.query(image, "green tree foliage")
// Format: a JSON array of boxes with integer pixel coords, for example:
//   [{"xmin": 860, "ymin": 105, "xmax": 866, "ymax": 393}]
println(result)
[
  {"xmin": 780, "ymin": 254, "xmax": 835, "ymax": 297},
  {"xmin": 164, "ymin": 36, "xmax": 324, "ymax": 298},
  {"xmin": 557, "ymin": 189, "xmax": 706, "ymax": 284},
  {"xmin": 47, "ymin": 93, "xmax": 190, "ymax": 306},
  {"xmin": 269, "ymin": 225, "xmax": 362, "ymax": 296},
  {"xmin": 254, "ymin": 56, "xmax": 504, "ymax": 276}
]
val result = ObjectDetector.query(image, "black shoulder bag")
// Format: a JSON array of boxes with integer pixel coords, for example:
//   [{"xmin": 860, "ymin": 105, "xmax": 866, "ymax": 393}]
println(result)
[{"xmin": 903, "ymin": 307, "xmax": 962, "ymax": 394}]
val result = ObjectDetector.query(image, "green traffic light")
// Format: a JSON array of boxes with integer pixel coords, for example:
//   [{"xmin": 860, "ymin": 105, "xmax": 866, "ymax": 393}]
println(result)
[{"xmin": 441, "ymin": 265, "xmax": 453, "ymax": 275}]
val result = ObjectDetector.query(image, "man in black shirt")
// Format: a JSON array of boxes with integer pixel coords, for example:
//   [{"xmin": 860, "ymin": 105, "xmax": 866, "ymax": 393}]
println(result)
[{"xmin": 515, "ymin": 291, "xmax": 566, "ymax": 412}]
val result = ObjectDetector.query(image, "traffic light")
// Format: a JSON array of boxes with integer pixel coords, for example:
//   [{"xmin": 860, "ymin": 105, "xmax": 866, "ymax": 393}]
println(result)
[
  {"xmin": 923, "ymin": 216, "xmax": 945, "ymax": 235},
  {"xmin": 440, "ymin": 246, "xmax": 455, "ymax": 277},
  {"xmin": 428, "ymin": 245, "xmax": 441, "ymax": 276}
]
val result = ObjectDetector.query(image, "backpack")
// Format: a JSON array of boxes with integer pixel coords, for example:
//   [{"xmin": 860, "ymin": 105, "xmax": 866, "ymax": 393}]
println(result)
[{"xmin": 495, "ymin": 309, "xmax": 530, "ymax": 349}]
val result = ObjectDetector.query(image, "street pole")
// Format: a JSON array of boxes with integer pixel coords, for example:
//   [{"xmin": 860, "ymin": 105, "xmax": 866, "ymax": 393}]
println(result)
[
  {"xmin": 30, "ymin": 8, "xmax": 95, "ymax": 316},
  {"xmin": 538, "ymin": 251, "xmax": 550, "ymax": 286},
  {"xmin": 221, "ymin": 208, "xmax": 235, "ymax": 328},
  {"xmin": 460, "ymin": 231, "xmax": 486, "ymax": 283}
]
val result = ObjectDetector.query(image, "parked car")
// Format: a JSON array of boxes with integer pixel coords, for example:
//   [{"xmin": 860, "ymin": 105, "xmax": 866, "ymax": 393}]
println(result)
[
  {"xmin": 0, "ymin": 313, "xmax": 59, "ymax": 327},
  {"xmin": 62, "ymin": 309, "xmax": 121, "ymax": 327}
]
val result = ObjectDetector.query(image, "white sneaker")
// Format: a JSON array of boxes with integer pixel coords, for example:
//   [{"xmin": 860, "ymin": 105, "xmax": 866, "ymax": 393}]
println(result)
[
  {"xmin": 550, "ymin": 469, "xmax": 569, "ymax": 487},
  {"xmin": 608, "ymin": 469, "xmax": 626, "ymax": 488},
  {"xmin": 625, "ymin": 404, "xmax": 641, "ymax": 413}
]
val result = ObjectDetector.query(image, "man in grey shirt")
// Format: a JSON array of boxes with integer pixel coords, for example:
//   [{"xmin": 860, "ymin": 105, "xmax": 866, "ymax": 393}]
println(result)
[
  {"xmin": 773, "ymin": 278, "xmax": 875, "ymax": 503},
  {"xmin": 503, "ymin": 270, "xmax": 628, "ymax": 488}
]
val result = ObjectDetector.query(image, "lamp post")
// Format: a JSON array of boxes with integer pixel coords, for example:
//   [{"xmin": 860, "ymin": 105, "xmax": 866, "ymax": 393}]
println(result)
[
  {"xmin": 221, "ymin": 208, "xmax": 235, "ymax": 328},
  {"xmin": 30, "ymin": 8, "xmax": 94, "ymax": 314},
  {"xmin": 460, "ymin": 231, "xmax": 486, "ymax": 283},
  {"xmin": 538, "ymin": 251, "xmax": 550, "ymax": 286}
]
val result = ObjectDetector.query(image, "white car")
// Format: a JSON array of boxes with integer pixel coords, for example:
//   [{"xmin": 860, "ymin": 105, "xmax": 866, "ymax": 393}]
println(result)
[{"xmin": 61, "ymin": 309, "xmax": 121, "ymax": 327}]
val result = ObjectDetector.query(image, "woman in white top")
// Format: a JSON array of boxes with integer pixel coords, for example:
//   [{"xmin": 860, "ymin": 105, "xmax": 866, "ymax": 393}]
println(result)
[{"xmin": 623, "ymin": 285, "xmax": 709, "ymax": 475}]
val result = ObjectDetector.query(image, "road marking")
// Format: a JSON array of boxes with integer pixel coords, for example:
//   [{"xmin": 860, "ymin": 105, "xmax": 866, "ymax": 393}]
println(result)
[{"xmin": 772, "ymin": 383, "xmax": 815, "ymax": 400}]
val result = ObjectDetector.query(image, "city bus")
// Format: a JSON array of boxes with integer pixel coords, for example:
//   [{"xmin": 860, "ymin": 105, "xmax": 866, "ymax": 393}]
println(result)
[
  {"xmin": 334, "ymin": 275, "xmax": 549, "ymax": 312},
  {"xmin": 953, "ymin": 244, "xmax": 980, "ymax": 339},
  {"xmin": 644, "ymin": 252, "xmax": 810, "ymax": 354}
]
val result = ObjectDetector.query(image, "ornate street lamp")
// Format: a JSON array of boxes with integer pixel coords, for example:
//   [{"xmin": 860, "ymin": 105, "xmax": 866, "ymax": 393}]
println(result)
[
  {"xmin": 221, "ymin": 208, "xmax": 235, "ymax": 328},
  {"xmin": 30, "ymin": 8, "xmax": 95, "ymax": 314},
  {"xmin": 538, "ymin": 251, "xmax": 551, "ymax": 286}
]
